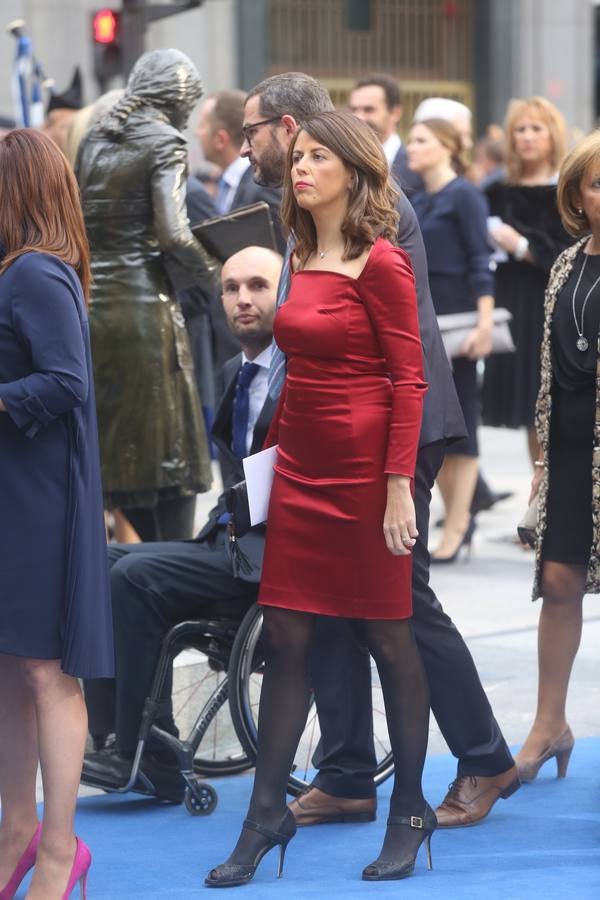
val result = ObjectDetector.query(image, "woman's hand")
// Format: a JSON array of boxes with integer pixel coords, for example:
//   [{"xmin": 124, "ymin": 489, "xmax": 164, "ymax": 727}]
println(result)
[
  {"xmin": 461, "ymin": 323, "xmax": 493, "ymax": 359},
  {"xmin": 488, "ymin": 223, "xmax": 524, "ymax": 255},
  {"xmin": 529, "ymin": 463, "xmax": 544, "ymax": 504},
  {"xmin": 383, "ymin": 475, "xmax": 418, "ymax": 556}
]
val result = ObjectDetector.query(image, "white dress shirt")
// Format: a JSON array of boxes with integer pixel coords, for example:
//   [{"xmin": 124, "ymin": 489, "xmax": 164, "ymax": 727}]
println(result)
[
  {"xmin": 219, "ymin": 156, "xmax": 251, "ymax": 214},
  {"xmin": 241, "ymin": 345, "xmax": 271, "ymax": 455},
  {"xmin": 382, "ymin": 132, "xmax": 402, "ymax": 169}
]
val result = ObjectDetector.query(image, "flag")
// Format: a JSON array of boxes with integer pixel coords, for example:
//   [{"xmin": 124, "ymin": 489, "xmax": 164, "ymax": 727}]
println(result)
[{"xmin": 12, "ymin": 33, "xmax": 34, "ymax": 127}]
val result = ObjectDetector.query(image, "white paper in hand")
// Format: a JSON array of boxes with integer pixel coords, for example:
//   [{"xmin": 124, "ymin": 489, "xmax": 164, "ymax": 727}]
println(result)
[{"xmin": 242, "ymin": 445, "xmax": 278, "ymax": 526}]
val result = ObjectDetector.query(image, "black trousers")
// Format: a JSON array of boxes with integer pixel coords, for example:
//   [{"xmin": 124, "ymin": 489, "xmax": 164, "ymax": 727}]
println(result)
[
  {"xmin": 310, "ymin": 441, "xmax": 514, "ymax": 799},
  {"xmin": 84, "ymin": 531, "xmax": 257, "ymax": 753}
]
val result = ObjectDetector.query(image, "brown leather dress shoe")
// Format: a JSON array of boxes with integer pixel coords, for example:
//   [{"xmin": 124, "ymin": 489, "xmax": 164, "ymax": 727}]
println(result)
[
  {"xmin": 435, "ymin": 764, "xmax": 520, "ymax": 828},
  {"xmin": 288, "ymin": 787, "xmax": 376, "ymax": 826}
]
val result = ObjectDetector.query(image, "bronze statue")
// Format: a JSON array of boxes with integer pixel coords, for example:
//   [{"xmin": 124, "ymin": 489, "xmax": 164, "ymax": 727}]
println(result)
[{"xmin": 77, "ymin": 48, "xmax": 217, "ymax": 539}]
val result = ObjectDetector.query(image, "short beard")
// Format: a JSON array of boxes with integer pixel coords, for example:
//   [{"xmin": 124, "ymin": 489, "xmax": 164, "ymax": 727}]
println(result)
[
  {"xmin": 253, "ymin": 137, "xmax": 286, "ymax": 187},
  {"xmin": 231, "ymin": 324, "xmax": 273, "ymax": 352}
]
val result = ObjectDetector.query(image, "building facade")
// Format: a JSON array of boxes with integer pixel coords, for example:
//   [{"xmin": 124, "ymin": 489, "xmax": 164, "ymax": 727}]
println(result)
[{"xmin": 0, "ymin": 1, "xmax": 597, "ymax": 138}]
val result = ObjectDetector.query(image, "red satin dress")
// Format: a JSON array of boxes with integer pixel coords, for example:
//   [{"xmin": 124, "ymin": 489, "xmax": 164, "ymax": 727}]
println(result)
[{"xmin": 259, "ymin": 238, "xmax": 427, "ymax": 620}]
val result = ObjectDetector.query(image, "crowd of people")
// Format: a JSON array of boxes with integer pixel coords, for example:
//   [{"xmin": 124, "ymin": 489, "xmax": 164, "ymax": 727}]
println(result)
[{"xmin": 0, "ymin": 49, "xmax": 598, "ymax": 897}]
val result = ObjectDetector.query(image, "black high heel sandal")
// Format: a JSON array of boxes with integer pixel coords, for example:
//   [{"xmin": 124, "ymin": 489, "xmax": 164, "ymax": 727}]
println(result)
[
  {"xmin": 430, "ymin": 516, "xmax": 476, "ymax": 565},
  {"xmin": 362, "ymin": 804, "xmax": 437, "ymax": 881},
  {"xmin": 205, "ymin": 809, "xmax": 296, "ymax": 888}
]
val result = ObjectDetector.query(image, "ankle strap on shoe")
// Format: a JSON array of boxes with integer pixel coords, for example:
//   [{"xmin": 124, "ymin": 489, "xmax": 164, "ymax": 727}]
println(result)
[
  {"xmin": 387, "ymin": 815, "xmax": 424, "ymax": 829},
  {"xmin": 243, "ymin": 818, "xmax": 284, "ymax": 842}
]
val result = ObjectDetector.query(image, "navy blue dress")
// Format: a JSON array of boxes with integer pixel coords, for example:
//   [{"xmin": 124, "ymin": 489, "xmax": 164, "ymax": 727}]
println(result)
[
  {"xmin": 0, "ymin": 252, "xmax": 114, "ymax": 678},
  {"xmin": 411, "ymin": 177, "xmax": 494, "ymax": 457}
]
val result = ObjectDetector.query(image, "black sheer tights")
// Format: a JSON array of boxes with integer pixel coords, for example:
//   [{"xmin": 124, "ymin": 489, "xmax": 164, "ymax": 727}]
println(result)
[
  {"xmin": 356, "ymin": 618, "xmax": 431, "ymax": 868},
  {"xmin": 226, "ymin": 607, "xmax": 315, "ymax": 865},
  {"xmin": 224, "ymin": 610, "xmax": 430, "ymax": 869}
]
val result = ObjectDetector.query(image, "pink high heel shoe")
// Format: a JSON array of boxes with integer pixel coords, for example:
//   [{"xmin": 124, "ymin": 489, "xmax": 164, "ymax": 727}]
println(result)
[
  {"xmin": 62, "ymin": 838, "xmax": 92, "ymax": 900},
  {"xmin": 0, "ymin": 823, "xmax": 42, "ymax": 899}
]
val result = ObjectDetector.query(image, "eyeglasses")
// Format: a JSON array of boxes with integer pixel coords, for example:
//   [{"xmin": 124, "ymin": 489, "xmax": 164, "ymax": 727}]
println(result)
[{"xmin": 241, "ymin": 116, "xmax": 281, "ymax": 146}]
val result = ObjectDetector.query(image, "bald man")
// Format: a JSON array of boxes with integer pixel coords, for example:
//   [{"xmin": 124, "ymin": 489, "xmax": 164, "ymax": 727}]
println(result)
[{"xmin": 82, "ymin": 246, "xmax": 283, "ymax": 800}]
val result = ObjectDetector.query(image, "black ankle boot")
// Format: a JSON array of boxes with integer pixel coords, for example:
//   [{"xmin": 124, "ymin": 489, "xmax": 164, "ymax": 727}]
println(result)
[
  {"xmin": 362, "ymin": 803, "xmax": 437, "ymax": 881},
  {"xmin": 205, "ymin": 809, "xmax": 296, "ymax": 887}
]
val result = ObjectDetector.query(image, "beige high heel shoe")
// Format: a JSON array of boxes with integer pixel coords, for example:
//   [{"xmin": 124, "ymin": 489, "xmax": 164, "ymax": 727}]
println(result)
[{"xmin": 516, "ymin": 726, "xmax": 575, "ymax": 783}]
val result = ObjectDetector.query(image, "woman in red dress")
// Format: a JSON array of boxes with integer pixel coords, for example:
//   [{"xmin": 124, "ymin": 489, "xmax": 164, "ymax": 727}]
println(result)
[{"xmin": 207, "ymin": 111, "xmax": 432, "ymax": 886}]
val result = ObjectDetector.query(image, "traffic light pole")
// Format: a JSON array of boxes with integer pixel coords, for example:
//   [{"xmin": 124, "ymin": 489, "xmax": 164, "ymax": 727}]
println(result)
[
  {"xmin": 120, "ymin": 0, "xmax": 203, "ymax": 77},
  {"xmin": 121, "ymin": 0, "xmax": 145, "ymax": 78}
]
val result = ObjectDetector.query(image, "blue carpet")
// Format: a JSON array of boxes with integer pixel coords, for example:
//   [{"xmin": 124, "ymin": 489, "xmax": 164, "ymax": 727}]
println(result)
[{"xmin": 19, "ymin": 740, "xmax": 600, "ymax": 898}]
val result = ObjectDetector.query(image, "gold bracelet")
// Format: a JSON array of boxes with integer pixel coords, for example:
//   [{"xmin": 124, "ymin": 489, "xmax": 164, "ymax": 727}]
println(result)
[{"xmin": 533, "ymin": 460, "xmax": 545, "ymax": 468}]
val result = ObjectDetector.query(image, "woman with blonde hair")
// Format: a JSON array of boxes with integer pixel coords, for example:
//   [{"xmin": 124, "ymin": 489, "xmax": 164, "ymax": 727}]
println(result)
[
  {"xmin": 407, "ymin": 118, "xmax": 494, "ymax": 562},
  {"xmin": 207, "ymin": 110, "xmax": 434, "ymax": 885},
  {"xmin": 516, "ymin": 131, "xmax": 600, "ymax": 781},
  {"xmin": 483, "ymin": 97, "xmax": 571, "ymax": 465}
]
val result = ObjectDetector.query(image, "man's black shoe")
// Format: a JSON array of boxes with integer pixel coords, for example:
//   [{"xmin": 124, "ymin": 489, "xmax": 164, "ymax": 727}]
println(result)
[{"xmin": 82, "ymin": 748, "xmax": 185, "ymax": 803}]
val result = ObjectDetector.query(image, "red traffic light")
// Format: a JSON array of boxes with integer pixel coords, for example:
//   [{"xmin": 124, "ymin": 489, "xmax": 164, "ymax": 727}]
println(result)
[{"xmin": 93, "ymin": 9, "xmax": 119, "ymax": 44}]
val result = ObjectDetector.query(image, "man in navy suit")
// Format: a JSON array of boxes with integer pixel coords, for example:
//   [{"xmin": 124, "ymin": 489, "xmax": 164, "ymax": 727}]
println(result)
[
  {"xmin": 82, "ymin": 246, "xmax": 282, "ymax": 800},
  {"xmin": 349, "ymin": 74, "xmax": 423, "ymax": 196}
]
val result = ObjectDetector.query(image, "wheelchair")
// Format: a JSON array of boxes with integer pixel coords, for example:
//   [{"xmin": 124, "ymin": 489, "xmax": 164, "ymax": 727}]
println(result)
[
  {"xmin": 81, "ymin": 603, "xmax": 394, "ymax": 815},
  {"xmin": 81, "ymin": 610, "xmax": 254, "ymax": 816}
]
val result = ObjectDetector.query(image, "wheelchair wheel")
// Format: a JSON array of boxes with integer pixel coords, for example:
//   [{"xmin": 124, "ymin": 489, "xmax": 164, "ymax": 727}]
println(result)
[
  {"xmin": 172, "ymin": 649, "xmax": 252, "ymax": 776},
  {"xmin": 184, "ymin": 780, "xmax": 218, "ymax": 816},
  {"xmin": 227, "ymin": 605, "xmax": 394, "ymax": 796}
]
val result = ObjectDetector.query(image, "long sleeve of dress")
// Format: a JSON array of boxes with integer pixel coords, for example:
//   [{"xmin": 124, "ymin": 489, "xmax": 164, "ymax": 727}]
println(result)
[
  {"xmin": 359, "ymin": 244, "xmax": 428, "ymax": 477},
  {"xmin": 0, "ymin": 255, "xmax": 88, "ymax": 438},
  {"xmin": 455, "ymin": 182, "xmax": 495, "ymax": 300}
]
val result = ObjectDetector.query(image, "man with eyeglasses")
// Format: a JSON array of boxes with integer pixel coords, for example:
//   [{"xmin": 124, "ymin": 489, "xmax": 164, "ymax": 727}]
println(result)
[
  {"xmin": 196, "ymin": 90, "xmax": 285, "ymax": 253},
  {"xmin": 240, "ymin": 71, "xmax": 519, "ymax": 831}
]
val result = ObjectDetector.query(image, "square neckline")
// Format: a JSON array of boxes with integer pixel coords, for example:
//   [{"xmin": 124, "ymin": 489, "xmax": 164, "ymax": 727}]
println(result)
[{"xmin": 290, "ymin": 236, "xmax": 385, "ymax": 283}]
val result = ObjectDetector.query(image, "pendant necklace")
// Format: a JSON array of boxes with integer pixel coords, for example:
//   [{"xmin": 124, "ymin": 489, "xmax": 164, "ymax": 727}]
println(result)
[
  {"xmin": 318, "ymin": 248, "xmax": 328, "ymax": 259},
  {"xmin": 571, "ymin": 251, "xmax": 600, "ymax": 351}
]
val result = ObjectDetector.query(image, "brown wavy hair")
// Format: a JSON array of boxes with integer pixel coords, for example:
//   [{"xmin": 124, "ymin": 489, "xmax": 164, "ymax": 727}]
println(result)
[
  {"xmin": 0, "ymin": 129, "xmax": 91, "ymax": 302},
  {"xmin": 281, "ymin": 111, "xmax": 399, "ymax": 265},
  {"xmin": 504, "ymin": 97, "xmax": 567, "ymax": 184}
]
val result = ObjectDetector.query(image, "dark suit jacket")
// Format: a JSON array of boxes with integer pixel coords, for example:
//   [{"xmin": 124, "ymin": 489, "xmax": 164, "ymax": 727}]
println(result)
[
  {"xmin": 230, "ymin": 167, "xmax": 286, "ymax": 254},
  {"xmin": 179, "ymin": 175, "xmax": 218, "ymax": 321},
  {"xmin": 391, "ymin": 145, "xmax": 424, "ymax": 197},
  {"xmin": 395, "ymin": 191, "xmax": 466, "ymax": 447},
  {"xmin": 195, "ymin": 353, "xmax": 276, "ymax": 580}
]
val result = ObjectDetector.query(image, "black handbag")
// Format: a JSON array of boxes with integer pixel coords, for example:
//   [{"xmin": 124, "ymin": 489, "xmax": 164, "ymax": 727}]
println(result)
[
  {"xmin": 224, "ymin": 480, "xmax": 255, "ymax": 576},
  {"xmin": 225, "ymin": 480, "xmax": 252, "ymax": 538}
]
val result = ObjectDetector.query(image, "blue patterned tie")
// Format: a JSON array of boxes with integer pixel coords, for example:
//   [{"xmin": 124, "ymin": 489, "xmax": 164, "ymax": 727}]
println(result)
[
  {"xmin": 267, "ymin": 237, "xmax": 294, "ymax": 401},
  {"xmin": 232, "ymin": 362, "xmax": 260, "ymax": 459}
]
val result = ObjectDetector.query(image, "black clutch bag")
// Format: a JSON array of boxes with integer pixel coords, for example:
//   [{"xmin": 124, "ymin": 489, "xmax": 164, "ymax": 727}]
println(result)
[
  {"xmin": 224, "ymin": 481, "xmax": 255, "ymax": 576},
  {"xmin": 225, "ymin": 480, "xmax": 252, "ymax": 539}
]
